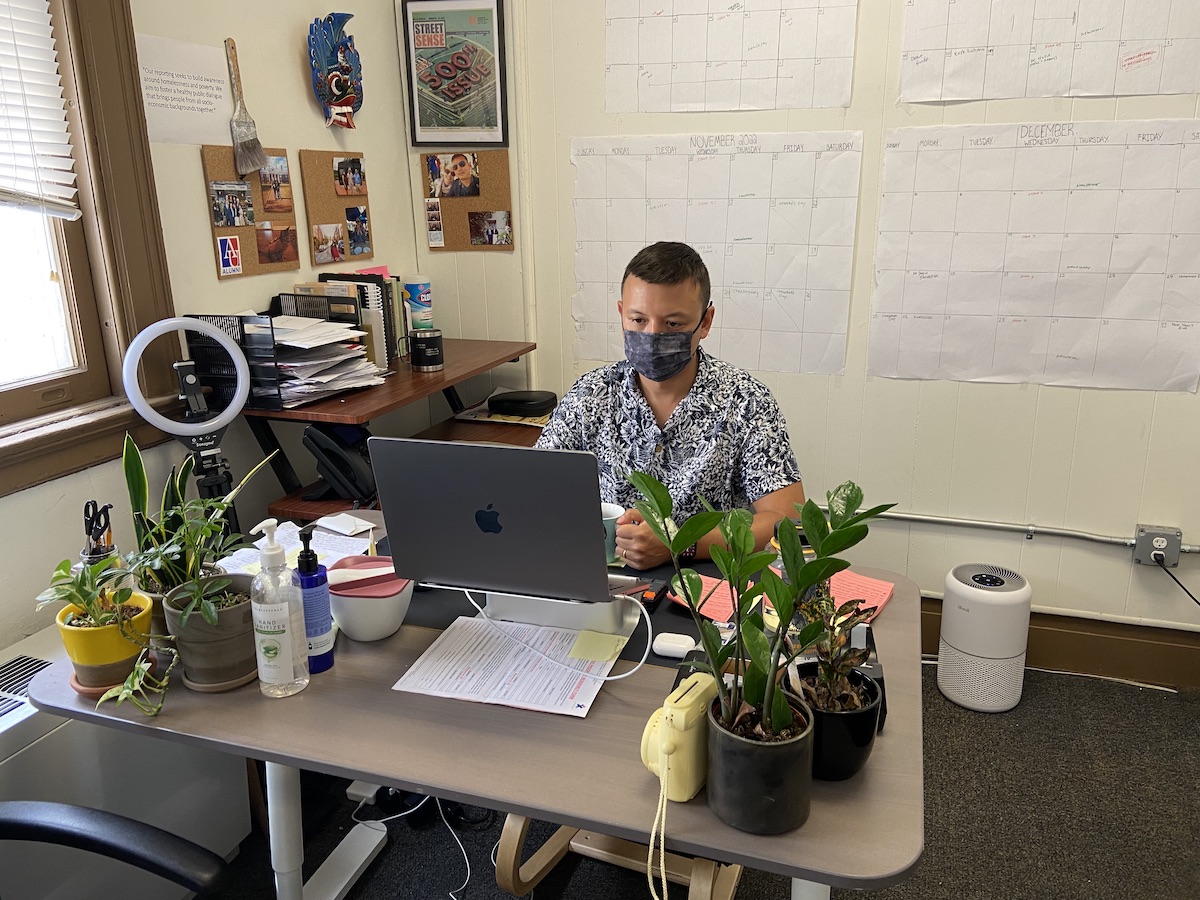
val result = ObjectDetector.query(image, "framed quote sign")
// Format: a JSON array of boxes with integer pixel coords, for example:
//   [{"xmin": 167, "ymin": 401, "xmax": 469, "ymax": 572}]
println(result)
[{"xmin": 400, "ymin": 0, "xmax": 508, "ymax": 146}]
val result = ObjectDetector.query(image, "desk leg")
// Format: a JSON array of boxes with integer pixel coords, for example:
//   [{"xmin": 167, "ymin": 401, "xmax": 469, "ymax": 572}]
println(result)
[
  {"xmin": 246, "ymin": 417, "xmax": 302, "ymax": 494},
  {"xmin": 791, "ymin": 878, "xmax": 831, "ymax": 900},
  {"xmin": 265, "ymin": 762, "xmax": 304, "ymax": 900}
]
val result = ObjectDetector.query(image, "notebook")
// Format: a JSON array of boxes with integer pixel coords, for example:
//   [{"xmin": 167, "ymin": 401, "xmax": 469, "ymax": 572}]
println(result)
[{"xmin": 368, "ymin": 438, "xmax": 613, "ymax": 605}]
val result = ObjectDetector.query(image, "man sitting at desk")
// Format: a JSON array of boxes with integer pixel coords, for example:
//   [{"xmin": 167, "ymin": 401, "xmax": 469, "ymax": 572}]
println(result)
[{"xmin": 535, "ymin": 241, "xmax": 805, "ymax": 570}]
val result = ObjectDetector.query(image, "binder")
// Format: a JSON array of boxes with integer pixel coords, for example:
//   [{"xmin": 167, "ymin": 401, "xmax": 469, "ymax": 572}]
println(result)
[{"xmin": 319, "ymin": 272, "xmax": 400, "ymax": 366}]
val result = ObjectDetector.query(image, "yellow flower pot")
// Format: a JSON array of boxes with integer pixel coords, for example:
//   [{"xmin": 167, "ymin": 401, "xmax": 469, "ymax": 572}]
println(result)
[{"xmin": 55, "ymin": 591, "xmax": 153, "ymax": 692}]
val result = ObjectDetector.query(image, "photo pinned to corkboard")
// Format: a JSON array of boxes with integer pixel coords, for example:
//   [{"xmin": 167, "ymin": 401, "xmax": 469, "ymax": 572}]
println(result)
[
  {"xmin": 201, "ymin": 145, "xmax": 300, "ymax": 279},
  {"xmin": 298, "ymin": 148, "xmax": 373, "ymax": 266},
  {"xmin": 419, "ymin": 148, "xmax": 512, "ymax": 252}
]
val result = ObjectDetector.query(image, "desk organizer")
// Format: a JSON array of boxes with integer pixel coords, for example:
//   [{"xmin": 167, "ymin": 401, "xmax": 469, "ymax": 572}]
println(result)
[{"xmin": 185, "ymin": 313, "xmax": 285, "ymax": 412}]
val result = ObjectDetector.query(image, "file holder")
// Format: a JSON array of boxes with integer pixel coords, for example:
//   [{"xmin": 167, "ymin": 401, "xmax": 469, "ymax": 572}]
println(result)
[{"xmin": 185, "ymin": 313, "xmax": 284, "ymax": 412}]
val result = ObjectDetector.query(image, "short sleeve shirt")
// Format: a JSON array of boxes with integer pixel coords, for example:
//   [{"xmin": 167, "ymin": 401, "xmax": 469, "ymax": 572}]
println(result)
[{"xmin": 534, "ymin": 349, "xmax": 801, "ymax": 520}]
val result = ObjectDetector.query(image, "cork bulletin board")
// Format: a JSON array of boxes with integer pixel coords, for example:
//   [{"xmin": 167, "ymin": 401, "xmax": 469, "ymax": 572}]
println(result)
[
  {"xmin": 297, "ymin": 149, "xmax": 374, "ymax": 267},
  {"xmin": 420, "ymin": 149, "xmax": 513, "ymax": 252},
  {"xmin": 201, "ymin": 145, "xmax": 300, "ymax": 279}
]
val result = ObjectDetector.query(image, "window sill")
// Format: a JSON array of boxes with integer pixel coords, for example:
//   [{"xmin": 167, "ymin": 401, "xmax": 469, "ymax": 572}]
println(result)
[{"xmin": 0, "ymin": 396, "xmax": 177, "ymax": 498}]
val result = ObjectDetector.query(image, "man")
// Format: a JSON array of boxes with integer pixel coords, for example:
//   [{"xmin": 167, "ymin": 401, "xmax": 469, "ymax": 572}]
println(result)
[
  {"xmin": 444, "ymin": 153, "xmax": 480, "ymax": 196},
  {"xmin": 536, "ymin": 242, "xmax": 805, "ymax": 570}
]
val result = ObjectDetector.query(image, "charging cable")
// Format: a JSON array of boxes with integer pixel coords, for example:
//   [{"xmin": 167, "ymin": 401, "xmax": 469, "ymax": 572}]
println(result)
[
  {"xmin": 1152, "ymin": 554, "xmax": 1200, "ymax": 608},
  {"xmin": 449, "ymin": 588, "xmax": 655, "ymax": 682},
  {"xmin": 350, "ymin": 792, "xmax": 430, "ymax": 825},
  {"xmin": 437, "ymin": 798, "xmax": 472, "ymax": 900}
]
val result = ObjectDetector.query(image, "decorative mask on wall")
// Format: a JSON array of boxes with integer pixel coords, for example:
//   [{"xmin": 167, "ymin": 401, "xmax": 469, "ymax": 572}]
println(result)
[{"xmin": 308, "ymin": 12, "xmax": 363, "ymax": 128}]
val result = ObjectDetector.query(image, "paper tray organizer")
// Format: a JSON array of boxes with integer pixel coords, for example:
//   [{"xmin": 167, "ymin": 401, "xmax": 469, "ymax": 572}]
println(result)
[{"xmin": 185, "ymin": 313, "xmax": 285, "ymax": 412}]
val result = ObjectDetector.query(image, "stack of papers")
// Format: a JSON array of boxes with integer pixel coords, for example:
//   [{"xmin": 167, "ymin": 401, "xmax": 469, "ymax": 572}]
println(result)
[{"xmin": 266, "ymin": 316, "xmax": 389, "ymax": 407}]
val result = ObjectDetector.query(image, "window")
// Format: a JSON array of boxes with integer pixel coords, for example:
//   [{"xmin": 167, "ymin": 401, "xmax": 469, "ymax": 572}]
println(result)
[{"xmin": 0, "ymin": 0, "xmax": 178, "ymax": 497}]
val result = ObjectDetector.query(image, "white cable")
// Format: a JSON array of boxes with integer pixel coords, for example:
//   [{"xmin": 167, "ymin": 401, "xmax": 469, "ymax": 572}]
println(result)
[
  {"xmin": 452, "ymin": 588, "xmax": 654, "ymax": 682},
  {"xmin": 437, "ymin": 798, "xmax": 471, "ymax": 900},
  {"xmin": 350, "ymin": 792, "xmax": 431, "ymax": 825}
]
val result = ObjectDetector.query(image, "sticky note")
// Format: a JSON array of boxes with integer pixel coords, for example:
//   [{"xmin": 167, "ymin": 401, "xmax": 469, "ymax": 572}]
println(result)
[{"xmin": 569, "ymin": 631, "xmax": 629, "ymax": 662}]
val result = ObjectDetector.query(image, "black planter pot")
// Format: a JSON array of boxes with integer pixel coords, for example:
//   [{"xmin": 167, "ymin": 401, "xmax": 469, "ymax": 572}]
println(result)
[
  {"xmin": 795, "ymin": 661, "xmax": 882, "ymax": 781},
  {"xmin": 705, "ymin": 693, "xmax": 814, "ymax": 835}
]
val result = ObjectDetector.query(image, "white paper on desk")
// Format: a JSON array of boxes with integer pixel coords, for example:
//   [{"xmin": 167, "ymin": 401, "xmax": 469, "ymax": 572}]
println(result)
[
  {"xmin": 219, "ymin": 521, "xmax": 371, "ymax": 575},
  {"xmin": 393, "ymin": 616, "xmax": 616, "ymax": 717},
  {"xmin": 315, "ymin": 513, "xmax": 375, "ymax": 536}
]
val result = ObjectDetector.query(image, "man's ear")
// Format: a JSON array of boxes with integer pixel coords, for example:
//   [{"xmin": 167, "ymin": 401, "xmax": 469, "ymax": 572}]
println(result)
[{"xmin": 698, "ymin": 303, "xmax": 715, "ymax": 338}]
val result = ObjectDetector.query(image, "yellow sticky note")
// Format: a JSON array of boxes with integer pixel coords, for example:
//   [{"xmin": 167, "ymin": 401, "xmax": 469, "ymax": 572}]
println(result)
[{"xmin": 569, "ymin": 631, "xmax": 629, "ymax": 662}]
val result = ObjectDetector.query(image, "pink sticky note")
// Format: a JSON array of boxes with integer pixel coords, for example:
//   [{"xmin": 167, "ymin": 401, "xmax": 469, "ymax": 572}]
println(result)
[
  {"xmin": 667, "ymin": 574, "xmax": 734, "ymax": 622},
  {"xmin": 829, "ymin": 570, "xmax": 895, "ymax": 621},
  {"xmin": 355, "ymin": 265, "xmax": 390, "ymax": 277}
]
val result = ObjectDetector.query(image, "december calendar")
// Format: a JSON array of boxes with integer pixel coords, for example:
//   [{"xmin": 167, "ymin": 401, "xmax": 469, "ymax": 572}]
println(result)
[{"xmin": 868, "ymin": 120, "xmax": 1200, "ymax": 392}]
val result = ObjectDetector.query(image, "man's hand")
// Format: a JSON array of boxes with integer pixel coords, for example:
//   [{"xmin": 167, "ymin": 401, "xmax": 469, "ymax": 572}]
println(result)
[{"xmin": 614, "ymin": 509, "xmax": 672, "ymax": 570}]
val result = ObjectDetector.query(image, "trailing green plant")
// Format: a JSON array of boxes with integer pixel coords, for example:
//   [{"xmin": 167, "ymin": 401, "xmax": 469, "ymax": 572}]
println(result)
[
  {"xmin": 630, "ymin": 474, "xmax": 894, "ymax": 738},
  {"xmin": 35, "ymin": 557, "xmax": 135, "ymax": 627},
  {"xmin": 98, "ymin": 631, "xmax": 179, "ymax": 717},
  {"xmin": 781, "ymin": 482, "xmax": 895, "ymax": 712},
  {"xmin": 121, "ymin": 434, "xmax": 274, "ymax": 595},
  {"xmin": 171, "ymin": 571, "xmax": 252, "ymax": 630}
]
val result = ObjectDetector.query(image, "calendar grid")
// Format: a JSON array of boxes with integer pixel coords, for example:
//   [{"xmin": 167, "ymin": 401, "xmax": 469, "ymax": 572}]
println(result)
[
  {"xmin": 571, "ymin": 132, "xmax": 863, "ymax": 375},
  {"xmin": 870, "ymin": 121, "xmax": 1200, "ymax": 392}
]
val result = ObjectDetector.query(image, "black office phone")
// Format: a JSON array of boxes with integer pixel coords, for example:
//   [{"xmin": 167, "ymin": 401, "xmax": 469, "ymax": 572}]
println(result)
[{"xmin": 301, "ymin": 423, "xmax": 376, "ymax": 504}]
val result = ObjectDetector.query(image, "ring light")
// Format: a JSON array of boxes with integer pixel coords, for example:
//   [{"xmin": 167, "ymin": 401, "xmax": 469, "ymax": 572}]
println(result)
[{"xmin": 122, "ymin": 317, "xmax": 250, "ymax": 436}]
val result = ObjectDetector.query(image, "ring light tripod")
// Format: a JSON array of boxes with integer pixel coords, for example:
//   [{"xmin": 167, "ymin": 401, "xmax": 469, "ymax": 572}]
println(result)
[{"xmin": 122, "ymin": 317, "xmax": 251, "ymax": 533}]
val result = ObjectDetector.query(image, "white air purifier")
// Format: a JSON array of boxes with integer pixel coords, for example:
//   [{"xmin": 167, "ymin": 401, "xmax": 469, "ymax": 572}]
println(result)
[{"xmin": 937, "ymin": 564, "xmax": 1032, "ymax": 712}]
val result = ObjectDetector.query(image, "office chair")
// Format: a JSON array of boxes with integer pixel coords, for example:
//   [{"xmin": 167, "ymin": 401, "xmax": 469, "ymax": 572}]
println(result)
[{"xmin": 0, "ymin": 800, "xmax": 228, "ymax": 895}]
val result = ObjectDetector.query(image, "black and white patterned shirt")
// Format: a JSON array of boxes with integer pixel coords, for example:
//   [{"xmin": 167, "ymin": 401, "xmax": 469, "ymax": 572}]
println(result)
[{"xmin": 535, "ymin": 349, "xmax": 801, "ymax": 520}]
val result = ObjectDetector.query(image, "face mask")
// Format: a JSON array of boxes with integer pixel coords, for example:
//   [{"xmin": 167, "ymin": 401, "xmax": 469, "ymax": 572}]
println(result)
[{"xmin": 623, "ymin": 307, "xmax": 708, "ymax": 382}]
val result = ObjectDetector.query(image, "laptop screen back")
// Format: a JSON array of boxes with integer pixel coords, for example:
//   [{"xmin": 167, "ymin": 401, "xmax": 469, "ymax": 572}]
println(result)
[{"xmin": 368, "ymin": 438, "xmax": 612, "ymax": 604}]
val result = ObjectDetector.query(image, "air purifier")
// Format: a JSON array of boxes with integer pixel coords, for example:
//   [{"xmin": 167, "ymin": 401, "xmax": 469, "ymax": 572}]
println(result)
[{"xmin": 937, "ymin": 564, "xmax": 1032, "ymax": 712}]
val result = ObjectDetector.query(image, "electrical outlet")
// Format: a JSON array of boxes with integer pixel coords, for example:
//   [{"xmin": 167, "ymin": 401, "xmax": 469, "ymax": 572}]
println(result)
[{"xmin": 1133, "ymin": 524, "xmax": 1182, "ymax": 568}]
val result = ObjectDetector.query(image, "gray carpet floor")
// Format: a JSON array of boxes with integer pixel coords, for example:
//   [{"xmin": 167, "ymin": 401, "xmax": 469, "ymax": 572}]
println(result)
[{"xmin": 212, "ymin": 665, "xmax": 1200, "ymax": 899}]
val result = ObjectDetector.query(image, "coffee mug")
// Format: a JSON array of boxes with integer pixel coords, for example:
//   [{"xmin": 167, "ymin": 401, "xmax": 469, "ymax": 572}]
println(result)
[{"xmin": 601, "ymin": 502, "xmax": 624, "ymax": 564}]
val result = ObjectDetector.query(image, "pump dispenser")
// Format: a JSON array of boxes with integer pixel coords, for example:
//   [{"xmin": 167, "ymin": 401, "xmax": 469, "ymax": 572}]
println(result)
[
  {"xmin": 250, "ymin": 519, "xmax": 308, "ymax": 697},
  {"xmin": 296, "ymin": 523, "xmax": 335, "ymax": 673}
]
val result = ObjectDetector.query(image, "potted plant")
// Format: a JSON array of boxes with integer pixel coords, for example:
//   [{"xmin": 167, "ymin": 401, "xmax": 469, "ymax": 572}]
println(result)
[
  {"xmin": 157, "ymin": 496, "xmax": 259, "ymax": 692},
  {"xmin": 630, "ymin": 473, "xmax": 823, "ymax": 835},
  {"xmin": 631, "ymin": 474, "xmax": 895, "ymax": 831},
  {"xmin": 779, "ymin": 482, "xmax": 895, "ymax": 780},
  {"xmin": 35, "ymin": 557, "xmax": 154, "ymax": 698}
]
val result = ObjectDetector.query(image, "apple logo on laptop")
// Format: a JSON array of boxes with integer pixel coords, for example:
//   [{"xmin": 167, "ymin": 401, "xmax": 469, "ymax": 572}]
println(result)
[{"xmin": 475, "ymin": 503, "xmax": 502, "ymax": 534}]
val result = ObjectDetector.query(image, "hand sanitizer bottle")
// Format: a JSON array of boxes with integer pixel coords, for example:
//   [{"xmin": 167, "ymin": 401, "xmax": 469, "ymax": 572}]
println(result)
[
  {"xmin": 296, "ymin": 523, "xmax": 335, "ymax": 673},
  {"xmin": 250, "ymin": 519, "xmax": 308, "ymax": 697}
]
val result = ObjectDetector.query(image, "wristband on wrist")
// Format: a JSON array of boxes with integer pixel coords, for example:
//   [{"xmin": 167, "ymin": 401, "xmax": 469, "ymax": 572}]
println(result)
[{"xmin": 680, "ymin": 542, "xmax": 698, "ymax": 564}]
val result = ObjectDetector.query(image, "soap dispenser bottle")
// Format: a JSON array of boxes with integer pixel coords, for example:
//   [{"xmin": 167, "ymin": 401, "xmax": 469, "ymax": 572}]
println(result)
[
  {"xmin": 250, "ymin": 519, "xmax": 308, "ymax": 697},
  {"xmin": 296, "ymin": 523, "xmax": 335, "ymax": 673}
]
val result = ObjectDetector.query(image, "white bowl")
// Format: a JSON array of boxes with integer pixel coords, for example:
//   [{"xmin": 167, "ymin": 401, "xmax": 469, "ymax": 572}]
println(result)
[{"xmin": 328, "ymin": 556, "xmax": 413, "ymax": 642}]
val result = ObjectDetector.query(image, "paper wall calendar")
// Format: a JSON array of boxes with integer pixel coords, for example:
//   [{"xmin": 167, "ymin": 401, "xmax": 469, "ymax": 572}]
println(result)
[
  {"xmin": 604, "ymin": 0, "xmax": 860, "ymax": 112},
  {"xmin": 868, "ymin": 120, "xmax": 1200, "ymax": 392},
  {"xmin": 571, "ymin": 131, "xmax": 863, "ymax": 376},
  {"xmin": 900, "ymin": 0, "xmax": 1200, "ymax": 101}
]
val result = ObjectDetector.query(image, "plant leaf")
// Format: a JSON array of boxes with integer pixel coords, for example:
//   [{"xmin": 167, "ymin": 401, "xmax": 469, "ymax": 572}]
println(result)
[
  {"xmin": 759, "ymin": 568, "xmax": 794, "ymax": 628},
  {"xmin": 122, "ymin": 433, "xmax": 148, "ymax": 518},
  {"xmin": 840, "ymin": 502, "xmax": 897, "ymax": 529},
  {"xmin": 791, "ymin": 557, "xmax": 850, "ymax": 595},
  {"xmin": 738, "ymin": 549, "xmax": 778, "ymax": 584},
  {"xmin": 799, "ymin": 500, "xmax": 829, "ymax": 557},
  {"xmin": 771, "ymin": 686, "xmax": 794, "ymax": 731},
  {"xmin": 741, "ymin": 663, "xmax": 766, "ymax": 708},
  {"xmin": 671, "ymin": 510, "xmax": 723, "ymax": 556},
  {"xmin": 633, "ymin": 500, "xmax": 672, "ymax": 551},
  {"xmin": 819, "ymin": 523, "xmax": 870, "ymax": 557},
  {"xmin": 826, "ymin": 482, "xmax": 863, "ymax": 530},
  {"xmin": 628, "ymin": 471, "xmax": 673, "ymax": 519},
  {"xmin": 741, "ymin": 622, "xmax": 771, "ymax": 675}
]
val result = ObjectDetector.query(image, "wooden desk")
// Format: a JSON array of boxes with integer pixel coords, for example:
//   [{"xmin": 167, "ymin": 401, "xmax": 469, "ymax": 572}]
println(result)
[
  {"xmin": 243, "ymin": 338, "xmax": 536, "ymax": 521},
  {"xmin": 29, "ymin": 568, "xmax": 924, "ymax": 899}
]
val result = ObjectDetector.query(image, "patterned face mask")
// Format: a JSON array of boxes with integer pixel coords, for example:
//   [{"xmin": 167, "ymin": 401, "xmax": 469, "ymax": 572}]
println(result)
[{"xmin": 623, "ymin": 305, "xmax": 709, "ymax": 382}]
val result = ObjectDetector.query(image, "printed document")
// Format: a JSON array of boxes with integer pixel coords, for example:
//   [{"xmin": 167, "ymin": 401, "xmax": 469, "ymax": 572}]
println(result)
[{"xmin": 393, "ymin": 616, "xmax": 623, "ymax": 717}]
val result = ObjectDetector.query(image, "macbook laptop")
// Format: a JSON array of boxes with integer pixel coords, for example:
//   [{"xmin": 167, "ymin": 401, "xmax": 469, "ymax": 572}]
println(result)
[{"xmin": 368, "ymin": 437, "xmax": 613, "ymax": 606}]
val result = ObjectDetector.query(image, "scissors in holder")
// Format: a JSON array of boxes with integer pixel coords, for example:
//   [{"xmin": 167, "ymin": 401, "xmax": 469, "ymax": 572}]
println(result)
[{"xmin": 82, "ymin": 500, "xmax": 113, "ymax": 555}]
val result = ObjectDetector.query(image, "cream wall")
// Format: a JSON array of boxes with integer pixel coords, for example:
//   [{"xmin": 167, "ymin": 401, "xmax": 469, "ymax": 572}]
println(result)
[
  {"xmin": 1, "ymin": 0, "xmax": 530, "ymax": 649},
  {"xmin": 512, "ymin": 1, "xmax": 1200, "ymax": 634},
  {"xmin": 4, "ymin": 0, "xmax": 1199, "ymax": 652}
]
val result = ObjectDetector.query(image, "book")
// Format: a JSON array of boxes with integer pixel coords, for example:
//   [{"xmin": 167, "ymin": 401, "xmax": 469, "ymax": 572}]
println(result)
[{"xmin": 320, "ymin": 272, "xmax": 398, "ymax": 367}]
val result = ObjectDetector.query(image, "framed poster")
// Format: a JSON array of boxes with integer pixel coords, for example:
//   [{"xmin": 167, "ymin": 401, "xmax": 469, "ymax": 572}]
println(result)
[{"xmin": 400, "ymin": 0, "xmax": 508, "ymax": 146}]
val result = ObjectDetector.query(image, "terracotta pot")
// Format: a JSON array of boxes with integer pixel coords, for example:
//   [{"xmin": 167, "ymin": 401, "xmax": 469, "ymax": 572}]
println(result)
[
  {"xmin": 705, "ymin": 692, "xmax": 814, "ymax": 835},
  {"xmin": 794, "ymin": 661, "xmax": 882, "ymax": 781},
  {"xmin": 55, "ymin": 592, "xmax": 152, "ymax": 693},
  {"xmin": 164, "ymin": 574, "xmax": 257, "ymax": 692}
]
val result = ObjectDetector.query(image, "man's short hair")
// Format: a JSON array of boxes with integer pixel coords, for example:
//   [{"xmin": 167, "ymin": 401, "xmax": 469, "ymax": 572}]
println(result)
[{"xmin": 621, "ymin": 242, "xmax": 711, "ymax": 308}]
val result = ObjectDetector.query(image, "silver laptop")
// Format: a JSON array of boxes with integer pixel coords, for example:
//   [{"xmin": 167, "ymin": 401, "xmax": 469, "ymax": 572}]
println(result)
[{"xmin": 368, "ymin": 437, "xmax": 613, "ymax": 606}]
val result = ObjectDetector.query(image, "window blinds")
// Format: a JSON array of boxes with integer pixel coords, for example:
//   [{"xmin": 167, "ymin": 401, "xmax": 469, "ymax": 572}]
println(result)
[{"xmin": 0, "ymin": 0, "xmax": 79, "ymax": 220}]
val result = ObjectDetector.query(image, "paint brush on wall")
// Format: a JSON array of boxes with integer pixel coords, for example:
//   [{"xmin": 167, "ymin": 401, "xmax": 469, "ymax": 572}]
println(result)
[{"xmin": 224, "ymin": 37, "xmax": 268, "ymax": 175}]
